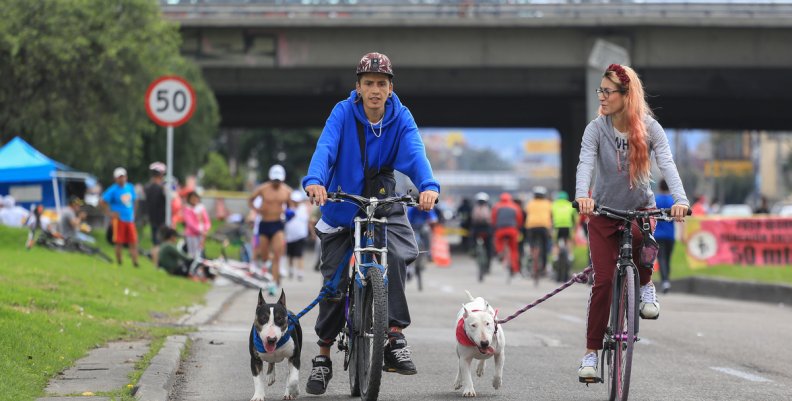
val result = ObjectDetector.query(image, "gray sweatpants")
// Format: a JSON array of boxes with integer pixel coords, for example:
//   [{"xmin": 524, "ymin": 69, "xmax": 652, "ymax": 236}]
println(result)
[{"xmin": 314, "ymin": 211, "xmax": 419, "ymax": 344}]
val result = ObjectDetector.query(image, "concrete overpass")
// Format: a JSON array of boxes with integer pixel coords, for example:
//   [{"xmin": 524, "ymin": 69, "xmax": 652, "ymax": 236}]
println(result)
[{"xmin": 162, "ymin": 1, "xmax": 792, "ymax": 192}]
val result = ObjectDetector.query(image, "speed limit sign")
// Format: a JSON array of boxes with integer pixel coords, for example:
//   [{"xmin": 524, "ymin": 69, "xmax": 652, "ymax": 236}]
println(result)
[{"xmin": 145, "ymin": 76, "xmax": 196, "ymax": 127}]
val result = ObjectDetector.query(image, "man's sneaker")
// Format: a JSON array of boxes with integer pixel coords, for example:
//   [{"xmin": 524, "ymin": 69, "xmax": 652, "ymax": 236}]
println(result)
[
  {"xmin": 306, "ymin": 356, "xmax": 332, "ymax": 395},
  {"xmin": 661, "ymin": 280, "xmax": 671, "ymax": 294},
  {"xmin": 578, "ymin": 352, "xmax": 598, "ymax": 381},
  {"xmin": 639, "ymin": 282, "xmax": 660, "ymax": 319},
  {"xmin": 383, "ymin": 332, "xmax": 417, "ymax": 375}
]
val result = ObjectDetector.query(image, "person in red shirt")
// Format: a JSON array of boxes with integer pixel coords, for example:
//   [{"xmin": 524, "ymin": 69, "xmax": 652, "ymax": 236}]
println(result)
[{"xmin": 491, "ymin": 192, "xmax": 524, "ymax": 278}]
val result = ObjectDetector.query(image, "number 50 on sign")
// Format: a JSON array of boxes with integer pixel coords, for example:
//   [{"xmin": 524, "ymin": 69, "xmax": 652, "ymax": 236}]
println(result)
[{"xmin": 145, "ymin": 76, "xmax": 196, "ymax": 127}]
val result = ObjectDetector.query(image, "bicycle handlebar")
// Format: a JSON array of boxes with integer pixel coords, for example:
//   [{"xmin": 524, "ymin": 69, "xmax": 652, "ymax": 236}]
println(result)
[
  {"xmin": 327, "ymin": 190, "xmax": 437, "ymax": 209},
  {"xmin": 571, "ymin": 200, "xmax": 692, "ymax": 221}
]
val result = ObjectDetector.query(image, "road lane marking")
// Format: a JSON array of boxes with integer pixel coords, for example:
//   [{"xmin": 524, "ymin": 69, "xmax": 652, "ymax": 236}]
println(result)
[{"xmin": 710, "ymin": 367, "xmax": 772, "ymax": 382}]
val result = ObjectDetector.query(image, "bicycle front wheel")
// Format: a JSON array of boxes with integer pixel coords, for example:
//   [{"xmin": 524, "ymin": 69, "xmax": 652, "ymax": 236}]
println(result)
[
  {"xmin": 357, "ymin": 267, "xmax": 387, "ymax": 400},
  {"xmin": 608, "ymin": 266, "xmax": 637, "ymax": 401}
]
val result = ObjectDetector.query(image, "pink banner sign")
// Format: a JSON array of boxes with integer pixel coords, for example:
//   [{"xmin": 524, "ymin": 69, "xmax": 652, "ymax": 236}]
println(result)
[{"xmin": 685, "ymin": 217, "xmax": 792, "ymax": 267}]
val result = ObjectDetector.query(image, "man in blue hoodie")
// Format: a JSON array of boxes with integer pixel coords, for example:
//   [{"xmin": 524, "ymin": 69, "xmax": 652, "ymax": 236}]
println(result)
[{"xmin": 303, "ymin": 52, "xmax": 440, "ymax": 395}]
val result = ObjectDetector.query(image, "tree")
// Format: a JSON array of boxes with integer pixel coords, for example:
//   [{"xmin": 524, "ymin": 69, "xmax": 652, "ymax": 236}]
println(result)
[
  {"xmin": 201, "ymin": 152, "xmax": 239, "ymax": 191},
  {"xmin": 0, "ymin": 0, "xmax": 219, "ymax": 185}
]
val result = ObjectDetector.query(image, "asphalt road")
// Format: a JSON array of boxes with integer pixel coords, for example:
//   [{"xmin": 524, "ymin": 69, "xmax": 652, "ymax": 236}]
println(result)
[{"xmin": 170, "ymin": 252, "xmax": 791, "ymax": 401}]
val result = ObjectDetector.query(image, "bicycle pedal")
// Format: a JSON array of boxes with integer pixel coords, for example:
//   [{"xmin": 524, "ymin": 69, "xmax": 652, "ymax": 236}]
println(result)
[{"xmin": 579, "ymin": 377, "xmax": 602, "ymax": 384}]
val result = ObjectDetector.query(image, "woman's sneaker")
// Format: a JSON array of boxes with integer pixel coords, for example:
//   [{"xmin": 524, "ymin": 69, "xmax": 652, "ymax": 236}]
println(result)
[
  {"xmin": 639, "ymin": 282, "xmax": 660, "ymax": 319},
  {"xmin": 578, "ymin": 352, "xmax": 598, "ymax": 382},
  {"xmin": 305, "ymin": 355, "xmax": 332, "ymax": 395},
  {"xmin": 383, "ymin": 332, "xmax": 417, "ymax": 375}
]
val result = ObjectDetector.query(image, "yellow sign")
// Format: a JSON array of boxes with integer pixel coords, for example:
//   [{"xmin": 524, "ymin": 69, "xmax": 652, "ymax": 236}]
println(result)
[
  {"xmin": 703, "ymin": 160, "xmax": 753, "ymax": 177},
  {"xmin": 523, "ymin": 139, "xmax": 559, "ymax": 154},
  {"xmin": 445, "ymin": 131, "xmax": 466, "ymax": 148}
]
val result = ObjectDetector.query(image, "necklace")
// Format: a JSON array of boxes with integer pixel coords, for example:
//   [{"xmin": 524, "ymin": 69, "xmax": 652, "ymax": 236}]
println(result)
[{"xmin": 369, "ymin": 117, "xmax": 383, "ymax": 138}]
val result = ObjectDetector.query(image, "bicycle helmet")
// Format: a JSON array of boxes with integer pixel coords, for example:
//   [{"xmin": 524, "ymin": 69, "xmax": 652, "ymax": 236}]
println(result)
[
  {"xmin": 475, "ymin": 192, "xmax": 490, "ymax": 202},
  {"xmin": 533, "ymin": 186, "xmax": 547, "ymax": 196},
  {"xmin": 149, "ymin": 161, "xmax": 166, "ymax": 175},
  {"xmin": 556, "ymin": 190, "xmax": 569, "ymax": 201},
  {"xmin": 356, "ymin": 52, "xmax": 393, "ymax": 77}
]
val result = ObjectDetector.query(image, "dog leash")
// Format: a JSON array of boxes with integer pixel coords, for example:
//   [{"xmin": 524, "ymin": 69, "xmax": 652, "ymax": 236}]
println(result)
[{"xmin": 496, "ymin": 265, "xmax": 593, "ymax": 325}]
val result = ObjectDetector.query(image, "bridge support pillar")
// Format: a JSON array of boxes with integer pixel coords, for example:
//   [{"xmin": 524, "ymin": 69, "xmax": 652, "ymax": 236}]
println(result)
[{"xmin": 558, "ymin": 39, "xmax": 633, "ymax": 198}]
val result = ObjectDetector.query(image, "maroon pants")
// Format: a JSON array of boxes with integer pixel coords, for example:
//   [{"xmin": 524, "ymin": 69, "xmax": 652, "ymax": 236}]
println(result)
[{"xmin": 585, "ymin": 215, "xmax": 654, "ymax": 350}]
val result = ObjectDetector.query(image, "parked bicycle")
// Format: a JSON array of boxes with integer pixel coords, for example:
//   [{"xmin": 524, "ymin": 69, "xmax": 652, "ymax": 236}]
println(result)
[
  {"xmin": 25, "ymin": 208, "xmax": 112, "ymax": 263},
  {"xmin": 327, "ymin": 191, "xmax": 420, "ymax": 401},
  {"xmin": 573, "ymin": 201, "xmax": 689, "ymax": 401}
]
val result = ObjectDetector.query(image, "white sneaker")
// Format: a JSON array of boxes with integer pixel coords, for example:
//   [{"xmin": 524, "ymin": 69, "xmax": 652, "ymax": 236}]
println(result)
[
  {"xmin": 639, "ymin": 282, "xmax": 660, "ymax": 319},
  {"xmin": 578, "ymin": 352, "xmax": 598, "ymax": 380}
]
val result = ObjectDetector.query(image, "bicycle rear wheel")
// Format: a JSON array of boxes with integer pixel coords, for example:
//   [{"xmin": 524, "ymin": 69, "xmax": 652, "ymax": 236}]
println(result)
[
  {"xmin": 475, "ymin": 240, "xmax": 488, "ymax": 282},
  {"xmin": 356, "ymin": 267, "xmax": 387, "ymax": 400},
  {"xmin": 608, "ymin": 267, "xmax": 636, "ymax": 401}
]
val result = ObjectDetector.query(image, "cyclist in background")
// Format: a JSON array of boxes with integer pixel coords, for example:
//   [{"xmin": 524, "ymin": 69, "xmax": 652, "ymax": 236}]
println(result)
[
  {"xmin": 575, "ymin": 63, "xmax": 689, "ymax": 381},
  {"xmin": 524, "ymin": 186, "xmax": 553, "ymax": 276},
  {"xmin": 470, "ymin": 192, "xmax": 493, "ymax": 271},
  {"xmin": 551, "ymin": 190, "xmax": 576, "ymax": 280},
  {"xmin": 491, "ymin": 192, "xmax": 523, "ymax": 279},
  {"xmin": 302, "ymin": 52, "xmax": 440, "ymax": 395},
  {"xmin": 407, "ymin": 205, "xmax": 438, "ymax": 279},
  {"xmin": 654, "ymin": 179, "xmax": 675, "ymax": 293}
]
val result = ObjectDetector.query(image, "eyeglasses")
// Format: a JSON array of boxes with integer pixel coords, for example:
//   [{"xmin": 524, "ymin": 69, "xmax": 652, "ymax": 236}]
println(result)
[{"xmin": 595, "ymin": 87, "xmax": 626, "ymax": 98}]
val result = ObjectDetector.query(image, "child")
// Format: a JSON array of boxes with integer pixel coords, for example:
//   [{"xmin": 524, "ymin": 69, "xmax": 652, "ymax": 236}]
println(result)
[
  {"xmin": 157, "ymin": 227, "xmax": 213, "ymax": 280},
  {"xmin": 284, "ymin": 190, "xmax": 310, "ymax": 281},
  {"xmin": 183, "ymin": 191, "xmax": 211, "ymax": 261}
]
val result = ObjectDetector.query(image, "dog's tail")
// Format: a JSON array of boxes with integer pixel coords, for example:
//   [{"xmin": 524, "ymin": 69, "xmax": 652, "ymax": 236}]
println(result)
[{"xmin": 464, "ymin": 290, "xmax": 475, "ymax": 302}]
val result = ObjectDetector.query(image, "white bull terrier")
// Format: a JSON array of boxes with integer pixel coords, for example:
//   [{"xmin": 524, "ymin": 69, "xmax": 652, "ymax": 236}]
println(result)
[{"xmin": 453, "ymin": 290, "xmax": 506, "ymax": 397}]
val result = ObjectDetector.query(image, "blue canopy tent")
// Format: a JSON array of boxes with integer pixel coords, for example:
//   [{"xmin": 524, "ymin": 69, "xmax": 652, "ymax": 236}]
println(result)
[{"xmin": 0, "ymin": 137, "xmax": 94, "ymax": 214}]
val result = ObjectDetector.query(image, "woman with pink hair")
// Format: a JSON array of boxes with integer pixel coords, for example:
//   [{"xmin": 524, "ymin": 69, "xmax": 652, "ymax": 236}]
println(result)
[{"xmin": 574, "ymin": 64, "xmax": 689, "ymax": 380}]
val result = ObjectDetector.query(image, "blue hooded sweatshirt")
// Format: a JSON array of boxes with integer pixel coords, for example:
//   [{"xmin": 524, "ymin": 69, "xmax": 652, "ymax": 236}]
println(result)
[{"xmin": 302, "ymin": 90, "xmax": 440, "ymax": 228}]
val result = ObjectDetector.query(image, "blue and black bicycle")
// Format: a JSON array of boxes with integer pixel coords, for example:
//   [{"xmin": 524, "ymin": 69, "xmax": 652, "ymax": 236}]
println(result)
[{"xmin": 327, "ymin": 191, "xmax": 419, "ymax": 401}]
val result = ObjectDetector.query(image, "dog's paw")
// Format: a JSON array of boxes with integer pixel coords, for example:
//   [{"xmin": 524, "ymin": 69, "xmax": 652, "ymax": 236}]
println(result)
[
  {"xmin": 476, "ymin": 361, "xmax": 485, "ymax": 377},
  {"xmin": 462, "ymin": 387, "xmax": 477, "ymax": 397},
  {"xmin": 453, "ymin": 380, "xmax": 462, "ymax": 390},
  {"xmin": 251, "ymin": 394, "xmax": 265, "ymax": 401},
  {"xmin": 267, "ymin": 373, "xmax": 276, "ymax": 386},
  {"xmin": 492, "ymin": 375, "xmax": 502, "ymax": 389},
  {"xmin": 282, "ymin": 395, "xmax": 296, "ymax": 400}
]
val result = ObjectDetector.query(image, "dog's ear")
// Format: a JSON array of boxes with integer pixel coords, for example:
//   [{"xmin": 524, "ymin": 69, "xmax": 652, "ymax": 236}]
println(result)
[
  {"xmin": 462, "ymin": 305, "xmax": 469, "ymax": 319},
  {"xmin": 278, "ymin": 289, "xmax": 286, "ymax": 307},
  {"xmin": 258, "ymin": 289, "xmax": 265, "ymax": 307}
]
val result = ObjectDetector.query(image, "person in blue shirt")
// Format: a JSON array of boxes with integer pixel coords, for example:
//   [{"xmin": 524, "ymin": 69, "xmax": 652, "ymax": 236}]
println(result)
[
  {"xmin": 101, "ymin": 167, "xmax": 139, "ymax": 267},
  {"xmin": 302, "ymin": 52, "xmax": 440, "ymax": 395},
  {"xmin": 408, "ymin": 206, "xmax": 438, "ymax": 262},
  {"xmin": 654, "ymin": 179, "xmax": 675, "ymax": 293}
]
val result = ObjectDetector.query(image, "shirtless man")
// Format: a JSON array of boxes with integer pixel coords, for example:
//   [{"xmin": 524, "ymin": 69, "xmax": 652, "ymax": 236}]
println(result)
[{"xmin": 248, "ymin": 164, "xmax": 292, "ymax": 287}]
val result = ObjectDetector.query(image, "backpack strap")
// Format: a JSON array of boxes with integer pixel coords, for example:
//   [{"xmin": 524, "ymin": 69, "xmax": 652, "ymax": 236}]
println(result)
[{"xmin": 356, "ymin": 121, "xmax": 367, "ymax": 171}]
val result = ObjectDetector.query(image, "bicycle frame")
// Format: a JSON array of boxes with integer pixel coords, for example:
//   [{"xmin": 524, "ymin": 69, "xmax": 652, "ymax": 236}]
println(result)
[{"xmin": 352, "ymin": 205, "xmax": 389, "ymax": 289}]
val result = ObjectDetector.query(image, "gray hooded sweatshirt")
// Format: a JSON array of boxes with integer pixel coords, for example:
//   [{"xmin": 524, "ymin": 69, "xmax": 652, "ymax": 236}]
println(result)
[{"xmin": 575, "ymin": 115, "xmax": 689, "ymax": 210}]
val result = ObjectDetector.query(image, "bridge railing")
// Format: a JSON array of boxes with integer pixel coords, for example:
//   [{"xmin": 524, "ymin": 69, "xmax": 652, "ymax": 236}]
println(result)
[{"xmin": 161, "ymin": 1, "xmax": 792, "ymax": 27}]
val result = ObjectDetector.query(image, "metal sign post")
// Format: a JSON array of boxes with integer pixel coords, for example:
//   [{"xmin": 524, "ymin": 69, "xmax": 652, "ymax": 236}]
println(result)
[{"xmin": 145, "ymin": 76, "xmax": 196, "ymax": 227}]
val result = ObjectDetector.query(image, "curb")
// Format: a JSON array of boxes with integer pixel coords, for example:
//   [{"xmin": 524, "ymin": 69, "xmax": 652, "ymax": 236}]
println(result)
[
  {"xmin": 135, "ymin": 282, "xmax": 247, "ymax": 401},
  {"xmin": 134, "ymin": 335, "xmax": 187, "ymax": 401},
  {"xmin": 671, "ymin": 276, "xmax": 792, "ymax": 305}
]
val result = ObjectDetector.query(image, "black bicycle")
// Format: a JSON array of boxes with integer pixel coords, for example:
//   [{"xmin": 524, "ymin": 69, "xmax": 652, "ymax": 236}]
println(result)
[
  {"xmin": 26, "ymin": 209, "xmax": 113, "ymax": 263},
  {"xmin": 573, "ymin": 201, "xmax": 689, "ymax": 401},
  {"xmin": 328, "ymin": 191, "xmax": 420, "ymax": 401}
]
